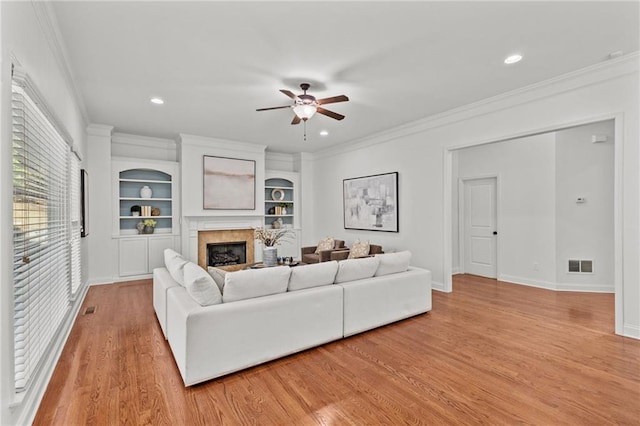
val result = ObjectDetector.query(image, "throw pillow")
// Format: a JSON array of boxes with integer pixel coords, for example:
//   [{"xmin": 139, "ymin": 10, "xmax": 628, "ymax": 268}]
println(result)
[
  {"xmin": 222, "ymin": 266, "xmax": 291, "ymax": 303},
  {"xmin": 183, "ymin": 262, "xmax": 222, "ymax": 306},
  {"xmin": 348, "ymin": 240, "xmax": 370, "ymax": 259},
  {"xmin": 288, "ymin": 261, "xmax": 339, "ymax": 291},
  {"xmin": 374, "ymin": 251, "xmax": 412, "ymax": 276},
  {"xmin": 334, "ymin": 256, "xmax": 381, "ymax": 284},
  {"xmin": 207, "ymin": 266, "xmax": 227, "ymax": 292},
  {"xmin": 315, "ymin": 237, "xmax": 335, "ymax": 254},
  {"xmin": 164, "ymin": 248, "xmax": 189, "ymax": 286}
]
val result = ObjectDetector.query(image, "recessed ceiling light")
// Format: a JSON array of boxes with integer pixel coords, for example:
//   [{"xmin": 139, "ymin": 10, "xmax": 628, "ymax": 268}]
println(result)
[
  {"xmin": 320, "ymin": 130, "xmax": 329, "ymax": 136},
  {"xmin": 504, "ymin": 54, "xmax": 523, "ymax": 65},
  {"xmin": 150, "ymin": 97, "xmax": 164, "ymax": 105}
]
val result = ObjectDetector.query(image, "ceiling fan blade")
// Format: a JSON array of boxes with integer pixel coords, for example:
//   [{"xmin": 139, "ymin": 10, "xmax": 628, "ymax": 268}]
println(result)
[
  {"xmin": 317, "ymin": 95, "xmax": 349, "ymax": 105},
  {"xmin": 291, "ymin": 115, "xmax": 301, "ymax": 125},
  {"xmin": 317, "ymin": 107, "xmax": 345, "ymax": 121},
  {"xmin": 280, "ymin": 90, "xmax": 298, "ymax": 100},
  {"xmin": 256, "ymin": 105, "xmax": 291, "ymax": 111}
]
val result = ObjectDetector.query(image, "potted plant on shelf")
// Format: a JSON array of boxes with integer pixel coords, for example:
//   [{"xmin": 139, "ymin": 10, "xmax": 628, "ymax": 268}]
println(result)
[
  {"xmin": 142, "ymin": 219, "xmax": 157, "ymax": 234},
  {"xmin": 130, "ymin": 205, "xmax": 141, "ymax": 216},
  {"xmin": 254, "ymin": 227, "xmax": 293, "ymax": 267}
]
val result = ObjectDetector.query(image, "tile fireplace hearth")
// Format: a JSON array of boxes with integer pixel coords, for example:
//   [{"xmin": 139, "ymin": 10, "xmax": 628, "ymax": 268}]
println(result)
[{"xmin": 197, "ymin": 229, "xmax": 255, "ymax": 272}]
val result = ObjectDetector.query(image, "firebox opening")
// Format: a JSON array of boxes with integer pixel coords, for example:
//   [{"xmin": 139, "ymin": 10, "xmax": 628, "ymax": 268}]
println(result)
[{"xmin": 207, "ymin": 241, "xmax": 247, "ymax": 267}]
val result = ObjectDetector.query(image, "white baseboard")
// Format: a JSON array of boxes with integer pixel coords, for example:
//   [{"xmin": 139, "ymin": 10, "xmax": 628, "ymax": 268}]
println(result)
[
  {"xmin": 499, "ymin": 274, "xmax": 556, "ymax": 290},
  {"xmin": 623, "ymin": 323, "xmax": 640, "ymax": 340},
  {"xmin": 498, "ymin": 274, "xmax": 613, "ymax": 293},
  {"xmin": 431, "ymin": 280, "xmax": 446, "ymax": 292},
  {"xmin": 556, "ymin": 282, "xmax": 614, "ymax": 293}
]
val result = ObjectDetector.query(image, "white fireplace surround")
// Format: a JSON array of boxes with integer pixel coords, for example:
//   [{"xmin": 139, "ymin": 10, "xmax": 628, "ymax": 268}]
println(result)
[{"xmin": 183, "ymin": 215, "xmax": 264, "ymax": 264}]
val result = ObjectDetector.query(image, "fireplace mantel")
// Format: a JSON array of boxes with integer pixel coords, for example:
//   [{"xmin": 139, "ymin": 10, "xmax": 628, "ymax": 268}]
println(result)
[{"xmin": 183, "ymin": 215, "xmax": 263, "ymax": 265}]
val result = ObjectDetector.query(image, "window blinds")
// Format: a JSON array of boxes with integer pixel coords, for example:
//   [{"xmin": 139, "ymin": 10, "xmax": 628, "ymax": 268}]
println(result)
[
  {"xmin": 12, "ymin": 84, "xmax": 72, "ymax": 391},
  {"xmin": 69, "ymin": 155, "xmax": 82, "ymax": 297}
]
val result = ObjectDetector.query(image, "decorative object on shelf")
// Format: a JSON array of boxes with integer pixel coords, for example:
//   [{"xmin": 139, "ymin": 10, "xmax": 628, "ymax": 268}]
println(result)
[
  {"xmin": 130, "ymin": 205, "xmax": 141, "ymax": 216},
  {"xmin": 136, "ymin": 221, "xmax": 145, "ymax": 234},
  {"xmin": 271, "ymin": 217, "xmax": 283, "ymax": 229},
  {"xmin": 151, "ymin": 206, "xmax": 161, "ymax": 216},
  {"xmin": 142, "ymin": 218, "xmax": 157, "ymax": 234},
  {"xmin": 254, "ymin": 227, "xmax": 294, "ymax": 267},
  {"xmin": 141, "ymin": 205, "xmax": 152, "ymax": 216},
  {"xmin": 203, "ymin": 155, "xmax": 255, "ymax": 210},
  {"xmin": 343, "ymin": 171, "xmax": 399, "ymax": 232},
  {"xmin": 268, "ymin": 206, "xmax": 276, "ymax": 215},
  {"xmin": 271, "ymin": 188, "xmax": 285, "ymax": 201},
  {"xmin": 140, "ymin": 185, "xmax": 152, "ymax": 199}
]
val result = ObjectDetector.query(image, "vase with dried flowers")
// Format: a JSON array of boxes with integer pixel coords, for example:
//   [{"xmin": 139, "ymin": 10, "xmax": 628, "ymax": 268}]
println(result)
[{"xmin": 254, "ymin": 227, "xmax": 293, "ymax": 267}]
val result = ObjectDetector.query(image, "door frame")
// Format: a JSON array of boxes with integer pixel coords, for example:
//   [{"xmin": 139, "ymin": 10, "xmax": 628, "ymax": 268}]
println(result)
[
  {"xmin": 458, "ymin": 174, "xmax": 500, "ymax": 278},
  {"xmin": 442, "ymin": 113, "xmax": 624, "ymax": 335}
]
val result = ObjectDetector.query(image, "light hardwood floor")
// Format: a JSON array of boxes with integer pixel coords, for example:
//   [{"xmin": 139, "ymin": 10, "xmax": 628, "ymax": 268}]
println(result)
[{"xmin": 33, "ymin": 275, "xmax": 640, "ymax": 425}]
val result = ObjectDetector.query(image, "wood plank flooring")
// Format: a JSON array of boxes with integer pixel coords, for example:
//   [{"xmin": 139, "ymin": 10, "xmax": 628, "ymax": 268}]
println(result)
[{"xmin": 33, "ymin": 275, "xmax": 640, "ymax": 425}]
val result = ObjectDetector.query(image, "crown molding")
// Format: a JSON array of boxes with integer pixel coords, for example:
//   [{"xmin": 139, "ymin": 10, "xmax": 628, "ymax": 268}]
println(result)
[
  {"xmin": 314, "ymin": 52, "xmax": 639, "ymax": 160},
  {"xmin": 112, "ymin": 132, "xmax": 176, "ymax": 150},
  {"xmin": 177, "ymin": 133, "xmax": 267, "ymax": 154},
  {"xmin": 86, "ymin": 124, "xmax": 114, "ymax": 137},
  {"xmin": 32, "ymin": 1, "xmax": 90, "ymax": 126}
]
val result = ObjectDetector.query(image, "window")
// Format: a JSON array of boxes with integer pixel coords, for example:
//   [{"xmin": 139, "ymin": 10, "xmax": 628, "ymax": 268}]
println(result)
[{"xmin": 12, "ymin": 79, "xmax": 82, "ymax": 391}]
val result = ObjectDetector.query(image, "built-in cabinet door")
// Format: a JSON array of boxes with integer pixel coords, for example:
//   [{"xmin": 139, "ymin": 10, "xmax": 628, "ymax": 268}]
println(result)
[
  {"xmin": 119, "ymin": 238, "xmax": 149, "ymax": 276},
  {"xmin": 149, "ymin": 236, "xmax": 175, "ymax": 271}
]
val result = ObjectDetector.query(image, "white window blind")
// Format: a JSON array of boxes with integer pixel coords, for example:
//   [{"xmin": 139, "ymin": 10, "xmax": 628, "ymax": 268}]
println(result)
[
  {"xmin": 12, "ymin": 83, "xmax": 71, "ymax": 391},
  {"xmin": 69, "ymin": 155, "xmax": 82, "ymax": 297}
]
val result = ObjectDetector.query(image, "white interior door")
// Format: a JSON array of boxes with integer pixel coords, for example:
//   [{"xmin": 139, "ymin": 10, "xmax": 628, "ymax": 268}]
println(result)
[{"xmin": 463, "ymin": 177, "xmax": 497, "ymax": 278}]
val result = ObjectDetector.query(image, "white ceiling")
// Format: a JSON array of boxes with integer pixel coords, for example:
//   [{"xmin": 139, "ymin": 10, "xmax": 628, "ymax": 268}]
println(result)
[{"xmin": 51, "ymin": 1, "xmax": 639, "ymax": 153}]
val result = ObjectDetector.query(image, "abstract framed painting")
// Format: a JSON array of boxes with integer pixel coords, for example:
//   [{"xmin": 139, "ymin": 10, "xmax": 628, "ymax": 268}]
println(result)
[
  {"xmin": 203, "ymin": 156, "xmax": 256, "ymax": 210},
  {"xmin": 343, "ymin": 171, "xmax": 399, "ymax": 232}
]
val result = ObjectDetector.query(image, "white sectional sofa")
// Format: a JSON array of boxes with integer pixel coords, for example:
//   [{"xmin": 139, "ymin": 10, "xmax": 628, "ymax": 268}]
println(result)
[{"xmin": 153, "ymin": 249, "xmax": 432, "ymax": 386}]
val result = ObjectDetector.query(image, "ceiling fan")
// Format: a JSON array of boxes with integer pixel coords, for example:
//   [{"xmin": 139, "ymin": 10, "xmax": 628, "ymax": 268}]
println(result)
[{"xmin": 256, "ymin": 83, "xmax": 349, "ymax": 125}]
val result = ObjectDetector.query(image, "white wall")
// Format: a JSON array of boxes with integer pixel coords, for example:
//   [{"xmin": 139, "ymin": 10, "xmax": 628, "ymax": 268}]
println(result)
[
  {"xmin": 555, "ymin": 121, "xmax": 614, "ymax": 290},
  {"xmin": 308, "ymin": 55, "xmax": 639, "ymax": 338},
  {"xmin": 455, "ymin": 133, "xmax": 558, "ymax": 287},
  {"xmin": 1, "ymin": 2, "xmax": 88, "ymax": 424},
  {"xmin": 86, "ymin": 125, "xmax": 114, "ymax": 284}
]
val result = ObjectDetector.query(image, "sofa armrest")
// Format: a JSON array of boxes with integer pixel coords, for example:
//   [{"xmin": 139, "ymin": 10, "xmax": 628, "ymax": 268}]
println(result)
[
  {"xmin": 318, "ymin": 250, "xmax": 336, "ymax": 262},
  {"xmin": 330, "ymin": 250, "xmax": 350, "ymax": 261},
  {"xmin": 301, "ymin": 246, "xmax": 317, "ymax": 255}
]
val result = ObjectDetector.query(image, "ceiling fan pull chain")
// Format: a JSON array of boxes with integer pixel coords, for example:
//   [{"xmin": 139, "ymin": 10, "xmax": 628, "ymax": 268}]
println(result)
[{"xmin": 303, "ymin": 120, "xmax": 307, "ymax": 141}]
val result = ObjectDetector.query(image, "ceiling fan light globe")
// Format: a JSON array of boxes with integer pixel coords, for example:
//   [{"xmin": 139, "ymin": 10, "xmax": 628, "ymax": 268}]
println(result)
[{"xmin": 293, "ymin": 104, "xmax": 317, "ymax": 120}]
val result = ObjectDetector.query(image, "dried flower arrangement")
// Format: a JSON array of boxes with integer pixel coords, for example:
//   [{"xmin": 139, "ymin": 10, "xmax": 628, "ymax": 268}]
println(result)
[{"xmin": 254, "ymin": 227, "xmax": 293, "ymax": 247}]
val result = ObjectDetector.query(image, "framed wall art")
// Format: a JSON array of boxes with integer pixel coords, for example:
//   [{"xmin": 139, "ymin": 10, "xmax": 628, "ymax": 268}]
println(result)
[
  {"xmin": 203, "ymin": 156, "xmax": 256, "ymax": 210},
  {"xmin": 343, "ymin": 171, "xmax": 398, "ymax": 232}
]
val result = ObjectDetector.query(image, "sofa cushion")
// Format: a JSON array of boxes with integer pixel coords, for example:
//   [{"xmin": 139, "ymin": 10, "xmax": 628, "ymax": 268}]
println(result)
[
  {"xmin": 222, "ymin": 266, "xmax": 292, "ymax": 303},
  {"xmin": 348, "ymin": 240, "xmax": 370, "ymax": 259},
  {"xmin": 183, "ymin": 262, "xmax": 222, "ymax": 306},
  {"xmin": 288, "ymin": 261, "xmax": 339, "ymax": 291},
  {"xmin": 375, "ymin": 251, "xmax": 412, "ymax": 276},
  {"xmin": 207, "ymin": 266, "xmax": 227, "ymax": 292},
  {"xmin": 335, "ymin": 256, "xmax": 381, "ymax": 284},
  {"xmin": 315, "ymin": 237, "xmax": 335, "ymax": 254},
  {"xmin": 164, "ymin": 248, "xmax": 189, "ymax": 286}
]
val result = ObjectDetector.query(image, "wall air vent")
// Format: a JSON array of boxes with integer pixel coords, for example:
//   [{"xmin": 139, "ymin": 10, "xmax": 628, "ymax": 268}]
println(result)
[{"xmin": 568, "ymin": 259, "xmax": 594, "ymax": 274}]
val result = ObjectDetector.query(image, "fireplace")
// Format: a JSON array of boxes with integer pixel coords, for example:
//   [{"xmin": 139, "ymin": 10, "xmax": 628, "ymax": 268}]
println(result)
[
  {"xmin": 207, "ymin": 241, "xmax": 246, "ymax": 267},
  {"xmin": 197, "ymin": 228, "xmax": 255, "ymax": 271}
]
